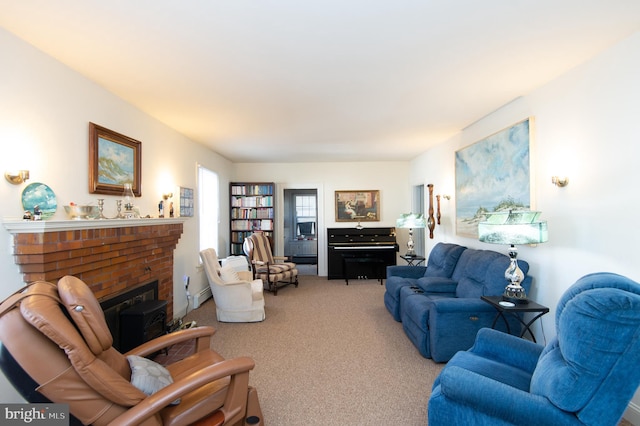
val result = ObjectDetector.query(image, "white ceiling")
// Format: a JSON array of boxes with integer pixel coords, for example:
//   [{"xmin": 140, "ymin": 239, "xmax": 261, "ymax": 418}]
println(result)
[{"xmin": 1, "ymin": 1, "xmax": 639, "ymax": 163}]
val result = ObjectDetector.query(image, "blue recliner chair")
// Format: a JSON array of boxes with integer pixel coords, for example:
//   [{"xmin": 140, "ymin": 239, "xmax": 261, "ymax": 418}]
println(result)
[{"xmin": 428, "ymin": 272, "xmax": 640, "ymax": 426}]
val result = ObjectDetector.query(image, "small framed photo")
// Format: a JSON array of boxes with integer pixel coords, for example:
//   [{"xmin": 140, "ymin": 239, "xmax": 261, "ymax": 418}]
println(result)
[
  {"xmin": 335, "ymin": 190, "xmax": 380, "ymax": 222},
  {"xmin": 89, "ymin": 122, "xmax": 142, "ymax": 196}
]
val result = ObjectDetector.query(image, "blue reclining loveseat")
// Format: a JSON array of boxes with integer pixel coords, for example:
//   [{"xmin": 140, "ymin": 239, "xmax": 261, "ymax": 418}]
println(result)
[{"xmin": 385, "ymin": 243, "xmax": 532, "ymax": 362}]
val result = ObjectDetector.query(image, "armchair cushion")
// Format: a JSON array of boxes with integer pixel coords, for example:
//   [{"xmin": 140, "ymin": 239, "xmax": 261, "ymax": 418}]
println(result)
[
  {"xmin": 127, "ymin": 355, "xmax": 180, "ymax": 405},
  {"xmin": 220, "ymin": 264, "xmax": 241, "ymax": 284}
]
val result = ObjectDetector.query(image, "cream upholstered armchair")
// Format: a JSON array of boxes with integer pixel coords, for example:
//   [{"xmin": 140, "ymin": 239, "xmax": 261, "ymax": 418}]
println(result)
[
  {"xmin": 200, "ymin": 248, "xmax": 265, "ymax": 322},
  {"xmin": 244, "ymin": 233, "xmax": 299, "ymax": 295}
]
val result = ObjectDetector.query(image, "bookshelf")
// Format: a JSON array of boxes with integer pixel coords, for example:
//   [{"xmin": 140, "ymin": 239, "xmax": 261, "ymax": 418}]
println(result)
[{"xmin": 230, "ymin": 182, "xmax": 275, "ymax": 255}]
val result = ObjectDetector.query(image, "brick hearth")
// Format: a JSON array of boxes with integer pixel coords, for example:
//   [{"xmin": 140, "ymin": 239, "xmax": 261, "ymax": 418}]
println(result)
[{"xmin": 4, "ymin": 218, "xmax": 185, "ymax": 320}]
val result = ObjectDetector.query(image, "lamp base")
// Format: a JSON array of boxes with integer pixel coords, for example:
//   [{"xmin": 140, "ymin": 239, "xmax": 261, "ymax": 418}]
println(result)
[
  {"xmin": 405, "ymin": 228, "xmax": 416, "ymax": 257},
  {"xmin": 503, "ymin": 283, "xmax": 529, "ymax": 304}
]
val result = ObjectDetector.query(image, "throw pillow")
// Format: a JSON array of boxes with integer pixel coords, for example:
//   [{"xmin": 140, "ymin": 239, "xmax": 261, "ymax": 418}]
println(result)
[
  {"xmin": 220, "ymin": 264, "xmax": 241, "ymax": 283},
  {"xmin": 127, "ymin": 355, "xmax": 180, "ymax": 404}
]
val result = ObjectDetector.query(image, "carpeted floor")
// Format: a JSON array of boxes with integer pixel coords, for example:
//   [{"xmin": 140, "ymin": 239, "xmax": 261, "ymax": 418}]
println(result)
[{"xmin": 178, "ymin": 275, "xmax": 444, "ymax": 425}]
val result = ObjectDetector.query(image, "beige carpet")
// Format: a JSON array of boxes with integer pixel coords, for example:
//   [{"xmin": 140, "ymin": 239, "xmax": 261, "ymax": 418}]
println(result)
[{"xmin": 184, "ymin": 275, "xmax": 444, "ymax": 425}]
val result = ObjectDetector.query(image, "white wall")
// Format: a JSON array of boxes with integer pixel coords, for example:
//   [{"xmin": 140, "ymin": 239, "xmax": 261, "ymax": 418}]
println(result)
[
  {"xmin": 0, "ymin": 28, "xmax": 234, "ymax": 402},
  {"xmin": 410, "ymin": 31, "xmax": 640, "ymax": 422},
  {"xmin": 232, "ymin": 162, "xmax": 411, "ymax": 276}
]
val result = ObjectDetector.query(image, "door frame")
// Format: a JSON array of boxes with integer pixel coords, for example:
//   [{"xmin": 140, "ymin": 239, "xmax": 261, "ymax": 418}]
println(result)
[{"xmin": 276, "ymin": 183, "xmax": 326, "ymax": 276}]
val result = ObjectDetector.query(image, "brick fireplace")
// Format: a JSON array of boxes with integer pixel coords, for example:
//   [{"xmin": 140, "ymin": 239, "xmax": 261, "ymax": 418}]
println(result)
[{"xmin": 3, "ymin": 218, "xmax": 186, "ymax": 320}]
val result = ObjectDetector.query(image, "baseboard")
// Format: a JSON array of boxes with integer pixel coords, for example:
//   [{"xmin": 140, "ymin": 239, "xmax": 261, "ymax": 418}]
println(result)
[
  {"xmin": 623, "ymin": 401, "xmax": 640, "ymax": 425},
  {"xmin": 192, "ymin": 287, "xmax": 212, "ymax": 309}
]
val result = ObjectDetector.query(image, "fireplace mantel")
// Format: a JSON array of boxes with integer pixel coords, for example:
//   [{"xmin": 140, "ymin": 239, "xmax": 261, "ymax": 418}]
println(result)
[
  {"xmin": 4, "ymin": 217, "xmax": 187, "ymax": 320},
  {"xmin": 3, "ymin": 217, "xmax": 188, "ymax": 234}
]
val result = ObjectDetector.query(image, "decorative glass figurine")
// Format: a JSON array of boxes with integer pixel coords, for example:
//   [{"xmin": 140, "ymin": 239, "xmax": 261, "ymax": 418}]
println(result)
[{"xmin": 122, "ymin": 183, "xmax": 139, "ymax": 219}]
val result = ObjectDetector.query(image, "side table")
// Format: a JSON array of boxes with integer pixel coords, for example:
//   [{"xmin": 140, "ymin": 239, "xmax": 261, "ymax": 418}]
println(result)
[
  {"xmin": 481, "ymin": 296, "xmax": 549, "ymax": 343},
  {"xmin": 400, "ymin": 255, "xmax": 426, "ymax": 266}
]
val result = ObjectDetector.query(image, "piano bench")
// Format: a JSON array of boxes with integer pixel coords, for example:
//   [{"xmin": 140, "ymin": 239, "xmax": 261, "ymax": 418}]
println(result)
[{"xmin": 343, "ymin": 257, "xmax": 385, "ymax": 285}]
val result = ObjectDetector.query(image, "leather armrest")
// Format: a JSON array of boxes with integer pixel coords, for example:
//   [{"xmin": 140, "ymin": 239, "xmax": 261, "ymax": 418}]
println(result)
[
  {"xmin": 109, "ymin": 356, "xmax": 255, "ymax": 425},
  {"xmin": 125, "ymin": 326, "xmax": 216, "ymax": 357}
]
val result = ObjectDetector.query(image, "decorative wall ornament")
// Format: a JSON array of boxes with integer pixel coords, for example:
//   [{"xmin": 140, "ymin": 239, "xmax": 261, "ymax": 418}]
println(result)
[
  {"xmin": 427, "ymin": 184, "xmax": 435, "ymax": 239},
  {"xmin": 455, "ymin": 118, "xmax": 534, "ymax": 238}
]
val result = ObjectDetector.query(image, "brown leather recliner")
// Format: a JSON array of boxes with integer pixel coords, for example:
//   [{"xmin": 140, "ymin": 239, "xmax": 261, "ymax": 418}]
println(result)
[{"xmin": 0, "ymin": 275, "xmax": 263, "ymax": 426}]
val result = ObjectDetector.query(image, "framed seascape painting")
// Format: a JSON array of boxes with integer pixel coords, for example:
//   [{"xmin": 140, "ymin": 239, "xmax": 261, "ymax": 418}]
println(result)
[
  {"xmin": 455, "ymin": 118, "xmax": 533, "ymax": 238},
  {"xmin": 335, "ymin": 190, "xmax": 380, "ymax": 222},
  {"xmin": 89, "ymin": 123, "xmax": 142, "ymax": 196}
]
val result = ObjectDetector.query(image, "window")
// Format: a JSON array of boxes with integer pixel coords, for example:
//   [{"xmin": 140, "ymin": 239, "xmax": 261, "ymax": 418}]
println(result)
[
  {"xmin": 198, "ymin": 165, "xmax": 219, "ymax": 254},
  {"xmin": 294, "ymin": 195, "xmax": 316, "ymax": 238}
]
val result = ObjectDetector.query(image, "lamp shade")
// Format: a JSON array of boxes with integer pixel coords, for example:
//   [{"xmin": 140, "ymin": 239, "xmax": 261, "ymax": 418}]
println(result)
[
  {"xmin": 478, "ymin": 211, "xmax": 548, "ymax": 245},
  {"xmin": 396, "ymin": 213, "xmax": 427, "ymax": 229}
]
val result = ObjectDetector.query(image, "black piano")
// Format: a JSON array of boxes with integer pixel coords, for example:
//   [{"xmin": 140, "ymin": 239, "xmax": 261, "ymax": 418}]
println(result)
[{"xmin": 327, "ymin": 227, "xmax": 398, "ymax": 283}]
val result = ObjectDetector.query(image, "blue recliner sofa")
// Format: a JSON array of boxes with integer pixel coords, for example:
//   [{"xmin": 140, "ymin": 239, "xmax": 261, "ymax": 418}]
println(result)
[
  {"xmin": 428, "ymin": 272, "xmax": 640, "ymax": 426},
  {"xmin": 385, "ymin": 243, "xmax": 532, "ymax": 362}
]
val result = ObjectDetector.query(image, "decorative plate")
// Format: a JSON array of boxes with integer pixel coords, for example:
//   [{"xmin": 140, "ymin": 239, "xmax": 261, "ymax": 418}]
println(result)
[{"xmin": 21, "ymin": 182, "xmax": 57, "ymax": 220}]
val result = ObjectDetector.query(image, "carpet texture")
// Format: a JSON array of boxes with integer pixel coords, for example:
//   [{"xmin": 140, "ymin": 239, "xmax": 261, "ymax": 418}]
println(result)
[{"xmin": 183, "ymin": 275, "xmax": 444, "ymax": 425}]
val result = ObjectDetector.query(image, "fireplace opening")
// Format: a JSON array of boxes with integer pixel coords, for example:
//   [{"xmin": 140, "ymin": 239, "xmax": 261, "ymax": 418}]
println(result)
[{"xmin": 100, "ymin": 281, "xmax": 159, "ymax": 351}]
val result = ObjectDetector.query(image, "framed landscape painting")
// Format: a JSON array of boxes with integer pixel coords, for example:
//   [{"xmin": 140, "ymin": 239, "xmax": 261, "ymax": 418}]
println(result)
[
  {"xmin": 335, "ymin": 190, "xmax": 380, "ymax": 222},
  {"xmin": 89, "ymin": 122, "xmax": 142, "ymax": 196},
  {"xmin": 455, "ymin": 118, "xmax": 533, "ymax": 238}
]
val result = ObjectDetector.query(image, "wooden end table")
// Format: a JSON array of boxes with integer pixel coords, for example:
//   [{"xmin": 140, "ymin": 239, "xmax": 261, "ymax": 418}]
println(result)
[{"xmin": 481, "ymin": 295, "xmax": 549, "ymax": 343}]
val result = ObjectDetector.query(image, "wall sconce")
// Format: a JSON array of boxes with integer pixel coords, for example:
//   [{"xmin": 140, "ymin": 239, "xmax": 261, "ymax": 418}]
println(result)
[
  {"xmin": 440, "ymin": 194, "xmax": 451, "ymax": 200},
  {"xmin": 162, "ymin": 192, "xmax": 173, "ymax": 200},
  {"xmin": 551, "ymin": 176, "xmax": 569, "ymax": 187},
  {"xmin": 5, "ymin": 170, "xmax": 30, "ymax": 185}
]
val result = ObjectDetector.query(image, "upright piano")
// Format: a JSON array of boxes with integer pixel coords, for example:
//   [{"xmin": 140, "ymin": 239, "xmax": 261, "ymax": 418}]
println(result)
[{"xmin": 327, "ymin": 227, "xmax": 398, "ymax": 282}]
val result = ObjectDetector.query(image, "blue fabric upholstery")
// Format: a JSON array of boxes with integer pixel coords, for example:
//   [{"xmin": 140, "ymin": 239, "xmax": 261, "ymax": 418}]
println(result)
[
  {"xmin": 399, "ymin": 247, "xmax": 532, "ymax": 362},
  {"xmin": 428, "ymin": 272, "xmax": 640, "ymax": 426},
  {"xmin": 384, "ymin": 243, "xmax": 466, "ymax": 321},
  {"xmin": 451, "ymin": 249, "xmax": 529, "ymax": 298}
]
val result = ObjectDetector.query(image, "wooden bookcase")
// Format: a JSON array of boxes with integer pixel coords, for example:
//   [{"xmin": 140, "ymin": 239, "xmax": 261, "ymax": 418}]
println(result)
[{"xmin": 230, "ymin": 182, "xmax": 275, "ymax": 255}]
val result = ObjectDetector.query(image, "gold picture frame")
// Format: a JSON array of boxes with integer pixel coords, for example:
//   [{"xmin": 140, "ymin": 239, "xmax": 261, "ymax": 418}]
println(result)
[
  {"xmin": 335, "ymin": 190, "xmax": 380, "ymax": 222},
  {"xmin": 89, "ymin": 122, "xmax": 142, "ymax": 196}
]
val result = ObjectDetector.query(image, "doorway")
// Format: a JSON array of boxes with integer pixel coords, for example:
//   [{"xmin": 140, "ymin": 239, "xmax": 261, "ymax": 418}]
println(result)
[
  {"xmin": 284, "ymin": 189, "xmax": 318, "ymax": 275},
  {"xmin": 413, "ymin": 185, "xmax": 425, "ymax": 257}
]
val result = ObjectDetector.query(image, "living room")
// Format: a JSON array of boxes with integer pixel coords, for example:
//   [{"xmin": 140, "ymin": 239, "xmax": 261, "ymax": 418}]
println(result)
[{"xmin": 0, "ymin": 6, "xmax": 639, "ymax": 423}]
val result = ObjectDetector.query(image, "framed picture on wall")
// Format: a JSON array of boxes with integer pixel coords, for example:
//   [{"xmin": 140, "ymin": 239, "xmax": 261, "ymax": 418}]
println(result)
[
  {"xmin": 455, "ymin": 118, "xmax": 534, "ymax": 238},
  {"xmin": 89, "ymin": 122, "xmax": 142, "ymax": 196},
  {"xmin": 335, "ymin": 190, "xmax": 380, "ymax": 222}
]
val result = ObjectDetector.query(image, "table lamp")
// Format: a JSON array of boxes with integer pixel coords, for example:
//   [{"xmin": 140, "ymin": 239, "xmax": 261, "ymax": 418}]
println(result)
[
  {"xmin": 478, "ymin": 210, "xmax": 548, "ymax": 303},
  {"xmin": 396, "ymin": 213, "xmax": 427, "ymax": 257}
]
